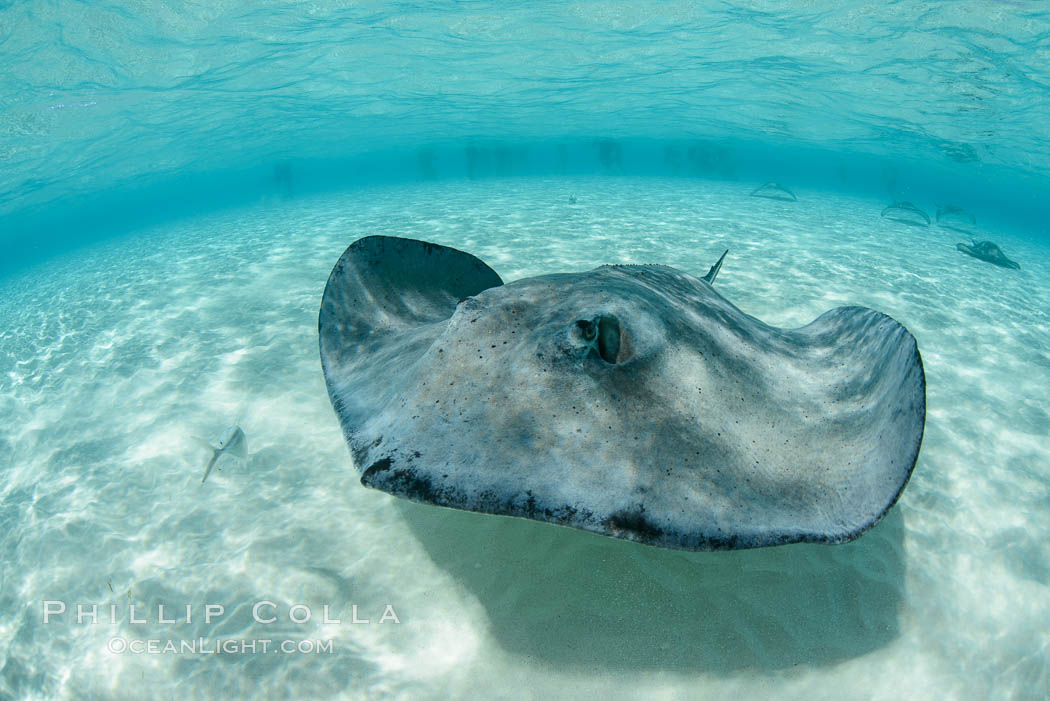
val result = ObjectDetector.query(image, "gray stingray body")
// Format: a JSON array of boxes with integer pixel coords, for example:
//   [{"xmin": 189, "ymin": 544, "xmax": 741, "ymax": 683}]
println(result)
[
  {"xmin": 936, "ymin": 203, "xmax": 976, "ymax": 225},
  {"xmin": 200, "ymin": 426, "xmax": 247, "ymax": 483},
  {"xmin": 881, "ymin": 201, "xmax": 930, "ymax": 226},
  {"xmin": 750, "ymin": 182, "xmax": 797, "ymax": 202},
  {"xmin": 319, "ymin": 236, "xmax": 925, "ymax": 551},
  {"xmin": 956, "ymin": 240, "xmax": 1020, "ymax": 270}
]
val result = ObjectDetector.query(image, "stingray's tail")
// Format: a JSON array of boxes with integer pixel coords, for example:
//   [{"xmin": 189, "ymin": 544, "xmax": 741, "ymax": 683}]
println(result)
[
  {"xmin": 201, "ymin": 449, "xmax": 220, "ymax": 484},
  {"xmin": 703, "ymin": 249, "xmax": 728, "ymax": 284}
]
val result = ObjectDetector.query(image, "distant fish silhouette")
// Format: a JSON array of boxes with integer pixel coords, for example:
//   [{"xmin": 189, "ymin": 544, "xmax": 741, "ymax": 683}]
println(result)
[
  {"xmin": 198, "ymin": 426, "xmax": 247, "ymax": 483},
  {"xmin": 881, "ymin": 201, "xmax": 930, "ymax": 226},
  {"xmin": 749, "ymin": 182, "xmax": 797, "ymax": 202},
  {"xmin": 935, "ymin": 203, "xmax": 976, "ymax": 225},
  {"xmin": 956, "ymin": 240, "xmax": 1020, "ymax": 270}
]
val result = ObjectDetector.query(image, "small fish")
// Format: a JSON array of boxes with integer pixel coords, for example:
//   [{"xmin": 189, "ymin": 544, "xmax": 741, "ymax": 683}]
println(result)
[{"xmin": 198, "ymin": 426, "xmax": 248, "ymax": 483}]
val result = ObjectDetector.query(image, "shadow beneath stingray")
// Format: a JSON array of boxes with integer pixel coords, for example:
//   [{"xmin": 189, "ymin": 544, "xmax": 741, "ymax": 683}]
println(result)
[{"xmin": 400, "ymin": 500, "xmax": 906, "ymax": 674}]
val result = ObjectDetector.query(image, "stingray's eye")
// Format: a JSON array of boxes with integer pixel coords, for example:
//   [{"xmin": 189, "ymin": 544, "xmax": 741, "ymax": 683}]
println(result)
[{"xmin": 576, "ymin": 319, "xmax": 597, "ymax": 342}]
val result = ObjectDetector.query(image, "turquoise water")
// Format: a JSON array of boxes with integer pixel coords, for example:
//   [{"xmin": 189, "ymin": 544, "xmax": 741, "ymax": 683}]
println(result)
[
  {"xmin": 2, "ymin": 2, "xmax": 1050, "ymax": 700},
  {"xmin": 3, "ymin": 0, "xmax": 1050, "ymax": 269}
]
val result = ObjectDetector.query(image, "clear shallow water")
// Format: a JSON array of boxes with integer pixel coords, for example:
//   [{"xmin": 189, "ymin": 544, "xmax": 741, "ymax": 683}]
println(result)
[
  {"xmin": 1, "ymin": 178, "xmax": 1048, "ymax": 699},
  {"xmin": 5, "ymin": 0, "xmax": 1050, "ymax": 184},
  {"xmin": 3, "ymin": 1, "xmax": 1050, "ymax": 696},
  {"xmin": 3, "ymin": 0, "xmax": 1050, "ymax": 268}
]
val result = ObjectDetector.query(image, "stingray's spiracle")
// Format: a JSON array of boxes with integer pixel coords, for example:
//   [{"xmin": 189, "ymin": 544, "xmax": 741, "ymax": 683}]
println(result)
[{"xmin": 575, "ymin": 315, "xmax": 631, "ymax": 364}]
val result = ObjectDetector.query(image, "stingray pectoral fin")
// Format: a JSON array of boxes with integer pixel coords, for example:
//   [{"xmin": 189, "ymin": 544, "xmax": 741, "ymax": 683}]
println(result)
[
  {"xmin": 320, "ymin": 235, "xmax": 505, "ymax": 436},
  {"xmin": 319, "ymin": 235, "xmax": 503, "ymax": 370},
  {"xmin": 228, "ymin": 438, "xmax": 247, "ymax": 459},
  {"xmin": 780, "ymin": 306, "xmax": 926, "ymax": 542}
]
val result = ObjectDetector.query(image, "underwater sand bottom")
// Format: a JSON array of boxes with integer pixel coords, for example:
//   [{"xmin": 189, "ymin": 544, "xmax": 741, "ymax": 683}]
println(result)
[{"xmin": 1, "ymin": 177, "xmax": 1048, "ymax": 700}]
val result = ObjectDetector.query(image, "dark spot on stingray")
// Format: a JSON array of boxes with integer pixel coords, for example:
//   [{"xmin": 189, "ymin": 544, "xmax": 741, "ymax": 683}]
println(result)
[
  {"xmin": 525, "ymin": 491, "xmax": 537, "ymax": 518},
  {"xmin": 361, "ymin": 457, "xmax": 392, "ymax": 482},
  {"xmin": 368, "ymin": 465, "xmax": 445, "ymax": 504},
  {"xmin": 607, "ymin": 507, "xmax": 664, "ymax": 540}
]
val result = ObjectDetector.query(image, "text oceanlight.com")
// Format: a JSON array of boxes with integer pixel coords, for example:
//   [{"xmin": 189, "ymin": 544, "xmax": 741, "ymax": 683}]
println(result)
[{"xmin": 107, "ymin": 638, "xmax": 335, "ymax": 655}]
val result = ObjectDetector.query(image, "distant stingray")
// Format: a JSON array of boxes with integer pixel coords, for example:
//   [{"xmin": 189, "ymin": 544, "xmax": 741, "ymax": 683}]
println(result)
[
  {"xmin": 936, "ymin": 203, "xmax": 977, "ymax": 233},
  {"xmin": 749, "ymin": 182, "xmax": 797, "ymax": 202},
  {"xmin": 881, "ymin": 201, "xmax": 930, "ymax": 227},
  {"xmin": 198, "ymin": 426, "xmax": 247, "ymax": 483},
  {"xmin": 956, "ymin": 240, "xmax": 1020, "ymax": 270},
  {"xmin": 936, "ymin": 203, "xmax": 976, "ymax": 225},
  {"xmin": 319, "ymin": 236, "xmax": 926, "ymax": 551}
]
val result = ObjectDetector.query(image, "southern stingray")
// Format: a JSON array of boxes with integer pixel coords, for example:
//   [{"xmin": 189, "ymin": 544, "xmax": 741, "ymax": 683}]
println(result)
[
  {"xmin": 881, "ymin": 201, "xmax": 930, "ymax": 226},
  {"xmin": 956, "ymin": 240, "xmax": 1021, "ymax": 270},
  {"xmin": 936, "ymin": 204, "xmax": 978, "ymax": 234},
  {"xmin": 750, "ymin": 182, "xmax": 797, "ymax": 202},
  {"xmin": 319, "ymin": 236, "xmax": 925, "ymax": 551},
  {"xmin": 197, "ymin": 425, "xmax": 247, "ymax": 483},
  {"xmin": 936, "ymin": 203, "xmax": 976, "ymax": 226}
]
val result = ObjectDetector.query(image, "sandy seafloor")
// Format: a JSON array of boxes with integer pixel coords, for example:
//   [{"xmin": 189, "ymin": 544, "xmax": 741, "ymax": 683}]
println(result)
[{"xmin": 1, "ymin": 177, "xmax": 1048, "ymax": 700}]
